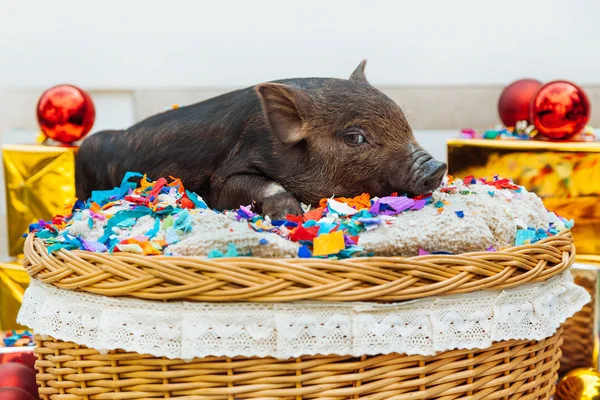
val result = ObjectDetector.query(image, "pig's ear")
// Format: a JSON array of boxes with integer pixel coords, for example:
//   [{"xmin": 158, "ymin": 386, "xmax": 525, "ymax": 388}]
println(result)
[
  {"xmin": 349, "ymin": 60, "xmax": 368, "ymax": 82},
  {"xmin": 255, "ymin": 83, "xmax": 311, "ymax": 144}
]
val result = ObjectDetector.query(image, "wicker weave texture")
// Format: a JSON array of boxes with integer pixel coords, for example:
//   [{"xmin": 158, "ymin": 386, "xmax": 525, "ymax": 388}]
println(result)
[
  {"xmin": 23, "ymin": 230, "xmax": 574, "ymax": 302},
  {"xmin": 35, "ymin": 329, "xmax": 562, "ymax": 400},
  {"xmin": 559, "ymin": 273, "xmax": 596, "ymax": 375}
]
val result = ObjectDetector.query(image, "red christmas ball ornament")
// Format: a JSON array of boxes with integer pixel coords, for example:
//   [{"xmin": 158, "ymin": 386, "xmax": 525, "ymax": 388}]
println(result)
[
  {"xmin": 36, "ymin": 84, "xmax": 96, "ymax": 144},
  {"xmin": 497, "ymin": 79, "xmax": 543, "ymax": 127},
  {"xmin": 0, "ymin": 363, "xmax": 39, "ymax": 399},
  {"xmin": 0, "ymin": 387, "xmax": 37, "ymax": 400},
  {"xmin": 531, "ymin": 80, "xmax": 591, "ymax": 140}
]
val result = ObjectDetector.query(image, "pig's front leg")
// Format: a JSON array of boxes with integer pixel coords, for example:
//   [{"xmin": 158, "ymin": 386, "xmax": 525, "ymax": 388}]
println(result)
[{"xmin": 212, "ymin": 175, "xmax": 303, "ymax": 219}]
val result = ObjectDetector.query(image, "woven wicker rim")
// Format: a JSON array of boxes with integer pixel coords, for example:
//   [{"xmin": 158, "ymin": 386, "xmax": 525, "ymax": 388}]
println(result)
[
  {"xmin": 24, "ymin": 230, "xmax": 575, "ymax": 302},
  {"xmin": 34, "ymin": 330, "xmax": 562, "ymax": 400}
]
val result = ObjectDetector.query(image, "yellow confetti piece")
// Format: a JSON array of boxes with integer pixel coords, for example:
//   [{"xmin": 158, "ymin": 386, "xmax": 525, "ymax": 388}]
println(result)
[
  {"xmin": 172, "ymin": 104, "xmax": 180, "ymax": 109},
  {"xmin": 313, "ymin": 230, "xmax": 345, "ymax": 257},
  {"xmin": 101, "ymin": 201, "xmax": 118, "ymax": 210},
  {"xmin": 140, "ymin": 175, "xmax": 154, "ymax": 191},
  {"xmin": 442, "ymin": 201, "xmax": 450, "ymax": 205},
  {"xmin": 437, "ymin": 207, "xmax": 444, "ymax": 213}
]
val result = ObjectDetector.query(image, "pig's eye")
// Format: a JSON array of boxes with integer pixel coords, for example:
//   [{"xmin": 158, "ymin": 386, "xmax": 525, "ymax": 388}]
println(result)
[{"xmin": 344, "ymin": 133, "xmax": 366, "ymax": 146}]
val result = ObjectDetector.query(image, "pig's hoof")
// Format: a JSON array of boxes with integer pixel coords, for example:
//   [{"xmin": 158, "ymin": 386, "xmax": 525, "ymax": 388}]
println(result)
[{"xmin": 261, "ymin": 192, "xmax": 303, "ymax": 219}]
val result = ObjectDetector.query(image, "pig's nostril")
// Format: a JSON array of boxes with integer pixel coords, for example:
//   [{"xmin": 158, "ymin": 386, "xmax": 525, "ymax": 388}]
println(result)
[
  {"xmin": 423, "ymin": 162, "xmax": 447, "ymax": 189},
  {"xmin": 424, "ymin": 176, "xmax": 442, "ymax": 189}
]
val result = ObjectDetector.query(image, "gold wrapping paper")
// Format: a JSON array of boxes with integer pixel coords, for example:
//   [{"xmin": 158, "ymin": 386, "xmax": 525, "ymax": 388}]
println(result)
[
  {"xmin": 0, "ymin": 262, "xmax": 29, "ymax": 331},
  {"xmin": 2, "ymin": 144, "xmax": 77, "ymax": 257},
  {"xmin": 447, "ymin": 139, "xmax": 600, "ymax": 255}
]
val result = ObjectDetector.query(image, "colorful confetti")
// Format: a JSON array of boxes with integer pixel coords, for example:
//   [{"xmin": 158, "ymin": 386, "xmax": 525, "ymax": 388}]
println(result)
[{"xmin": 27, "ymin": 172, "xmax": 574, "ymax": 259}]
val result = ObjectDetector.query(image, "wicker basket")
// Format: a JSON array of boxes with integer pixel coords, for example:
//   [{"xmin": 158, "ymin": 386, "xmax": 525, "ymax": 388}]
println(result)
[
  {"xmin": 23, "ymin": 230, "xmax": 574, "ymax": 302},
  {"xmin": 23, "ymin": 230, "xmax": 576, "ymax": 399},
  {"xmin": 558, "ymin": 262, "xmax": 598, "ymax": 375},
  {"xmin": 35, "ymin": 329, "xmax": 562, "ymax": 400}
]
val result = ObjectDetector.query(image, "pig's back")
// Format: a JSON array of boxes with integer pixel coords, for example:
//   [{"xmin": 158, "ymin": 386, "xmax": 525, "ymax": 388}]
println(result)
[
  {"xmin": 107, "ymin": 86, "xmax": 264, "ymax": 187},
  {"xmin": 95, "ymin": 77, "xmax": 337, "ymax": 193}
]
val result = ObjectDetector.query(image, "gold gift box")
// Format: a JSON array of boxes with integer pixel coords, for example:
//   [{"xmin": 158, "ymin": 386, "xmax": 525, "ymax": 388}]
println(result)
[
  {"xmin": 0, "ymin": 261, "xmax": 29, "ymax": 331},
  {"xmin": 2, "ymin": 144, "xmax": 77, "ymax": 257},
  {"xmin": 447, "ymin": 139, "xmax": 600, "ymax": 255}
]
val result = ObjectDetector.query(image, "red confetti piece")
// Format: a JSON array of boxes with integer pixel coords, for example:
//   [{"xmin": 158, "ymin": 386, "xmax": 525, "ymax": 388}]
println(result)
[
  {"xmin": 149, "ymin": 177, "xmax": 168, "ymax": 200},
  {"xmin": 482, "ymin": 178, "xmax": 520, "ymax": 190},
  {"xmin": 304, "ymin": 207, "xmax": 324, "ymax": 221},
  {"xmin": 412, "ymin": 193, "xmax": 432, "ymax": 200},
  {"xmin": 178, "ymin": 195, "xmax": 195, "ymax": 209},
  {"xmin": 290, "ymin": 226, "xmax": 319, "ymax": 241},
  {"xmin": 125, "ymin": 195, "xmax": 150, "ymax": 206},
  {"xmin": 286, "ymin": 214, "xmax": 303, "ymax": 226}
]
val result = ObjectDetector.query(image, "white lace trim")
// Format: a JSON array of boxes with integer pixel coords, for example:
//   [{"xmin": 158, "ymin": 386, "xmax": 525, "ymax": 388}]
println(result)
[{"xmin": 18, "ymin": 271, "xmax": 589, "ymax": 360}]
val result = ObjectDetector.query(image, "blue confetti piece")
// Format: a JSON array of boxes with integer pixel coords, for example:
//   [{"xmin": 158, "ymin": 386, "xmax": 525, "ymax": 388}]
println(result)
[
  {"xmin": 317, "ymin": 221, "xmax": 338, "ymax": 235},
  {"xmin": 98, "ymin": 208, "xmax": 153, "ymax": 243},
  {"xmin": 72, "ymin": 200, "xmax": 86, "ymax": 212},
  {"xmin": 154, "ymin": 205, "xmax": 176, "ymax": 216},
  {"xmin": 47, "ymin": 242, "xmax": 79, "ymax": 253},
  {"xmin": 303, "ymin": 220, "xmax": 317, "ymax": 228},
  {"xmin": 35, "ymin": 230, "xmax": 55, "ymax": 240},
  {"xmin": 90, "ymin": 187, "xmax": 122, "ymax": 205},
  {"xmin": 88, "ymin": 173, "xmax": 140, "ymax": 205},
  {"xmin": 356, "ymin": 217, "xmax": 381, "ymax": 225},
  {"xmin": 120, "ymin": 171, "xmax": 144, "ymax": 195},
  {"xmin": 186, "ymin": 190, "xmax": 208, "ymax": 209},
  {"xmin": 144, "ymin": 218, "xmax": 160, "ymax": 239},
  {"xmin": 259, "ymin": 238, "xmax": 268, "ymax": 245},
  {"xmin": 338, "ymin": 246, "xmax": 364, "ymax": 259},
  {"xmin": 565, "ymin": 219, "xmax": 575, "ymax": 229},
  {"xmin": 434, "ymin": 200, "xmax": 444, "ymax": 208},
  {"xmin": 271, "ymin": 220, "xmax": 298, "ymax": 228},
  {"xmin": 107, "ymin": 236, "xmax": 120, "ymax": 252},
  {"xmin": 352, "ymin": 210, "xmax": 374, "ymax": 219},
  {"xmin": 488, "ymin": 191, "xmax": 495, "ymax": 197},
  {"xmin": 165, "ymin": 227, "xmax": 179, "ymax": 245},
  {"xmin": 298, "ymin": 245, "xmax": 311, "ymax": 258},
  {"xmin": 224, "ymin": 243, "xmax": 238, "ymax": 257},
  {"xmin": 116, "ymin": 218, "xmax": 137, "ymax": 228},
  {"xmin": 455, "ymin": 211, "xmax": 464, "ymax": 218},
  {"xmin": 208, "ymin": 249, "xmax": 224, "ymax": 258},
  {"xmin": 515, "ymin": 229, "xmax": 537, "ymax": 246},
  {"xmin": 87, "ymin": 218, "xmax": 94, "ymax": 229},
  {"xmin": 174, "ymin": 209, "xmax": 192, "ymax": 232},
  {"xmin": 536, "ymin": 229, "xmax": 549, "ymax": 239}
]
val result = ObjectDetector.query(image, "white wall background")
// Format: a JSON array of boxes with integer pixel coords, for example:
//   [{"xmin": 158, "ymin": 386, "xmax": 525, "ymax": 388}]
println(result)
[
  {"xmin": 0, "ymin": 0, "xmax": 599, "ymax": 259},
  {"xmin": 1, "ymin": 0, "xmax": 600, "ymax": 89}
]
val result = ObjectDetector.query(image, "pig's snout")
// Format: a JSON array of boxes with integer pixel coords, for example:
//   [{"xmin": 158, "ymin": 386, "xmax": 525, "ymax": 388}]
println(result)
[
  {"xmin": 422, "ymin": 160, "xmax": 447, "ymax": 190},
  {"xmin": 417, "ymin": 159, "xmax": 447, "ymax": 194}
]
